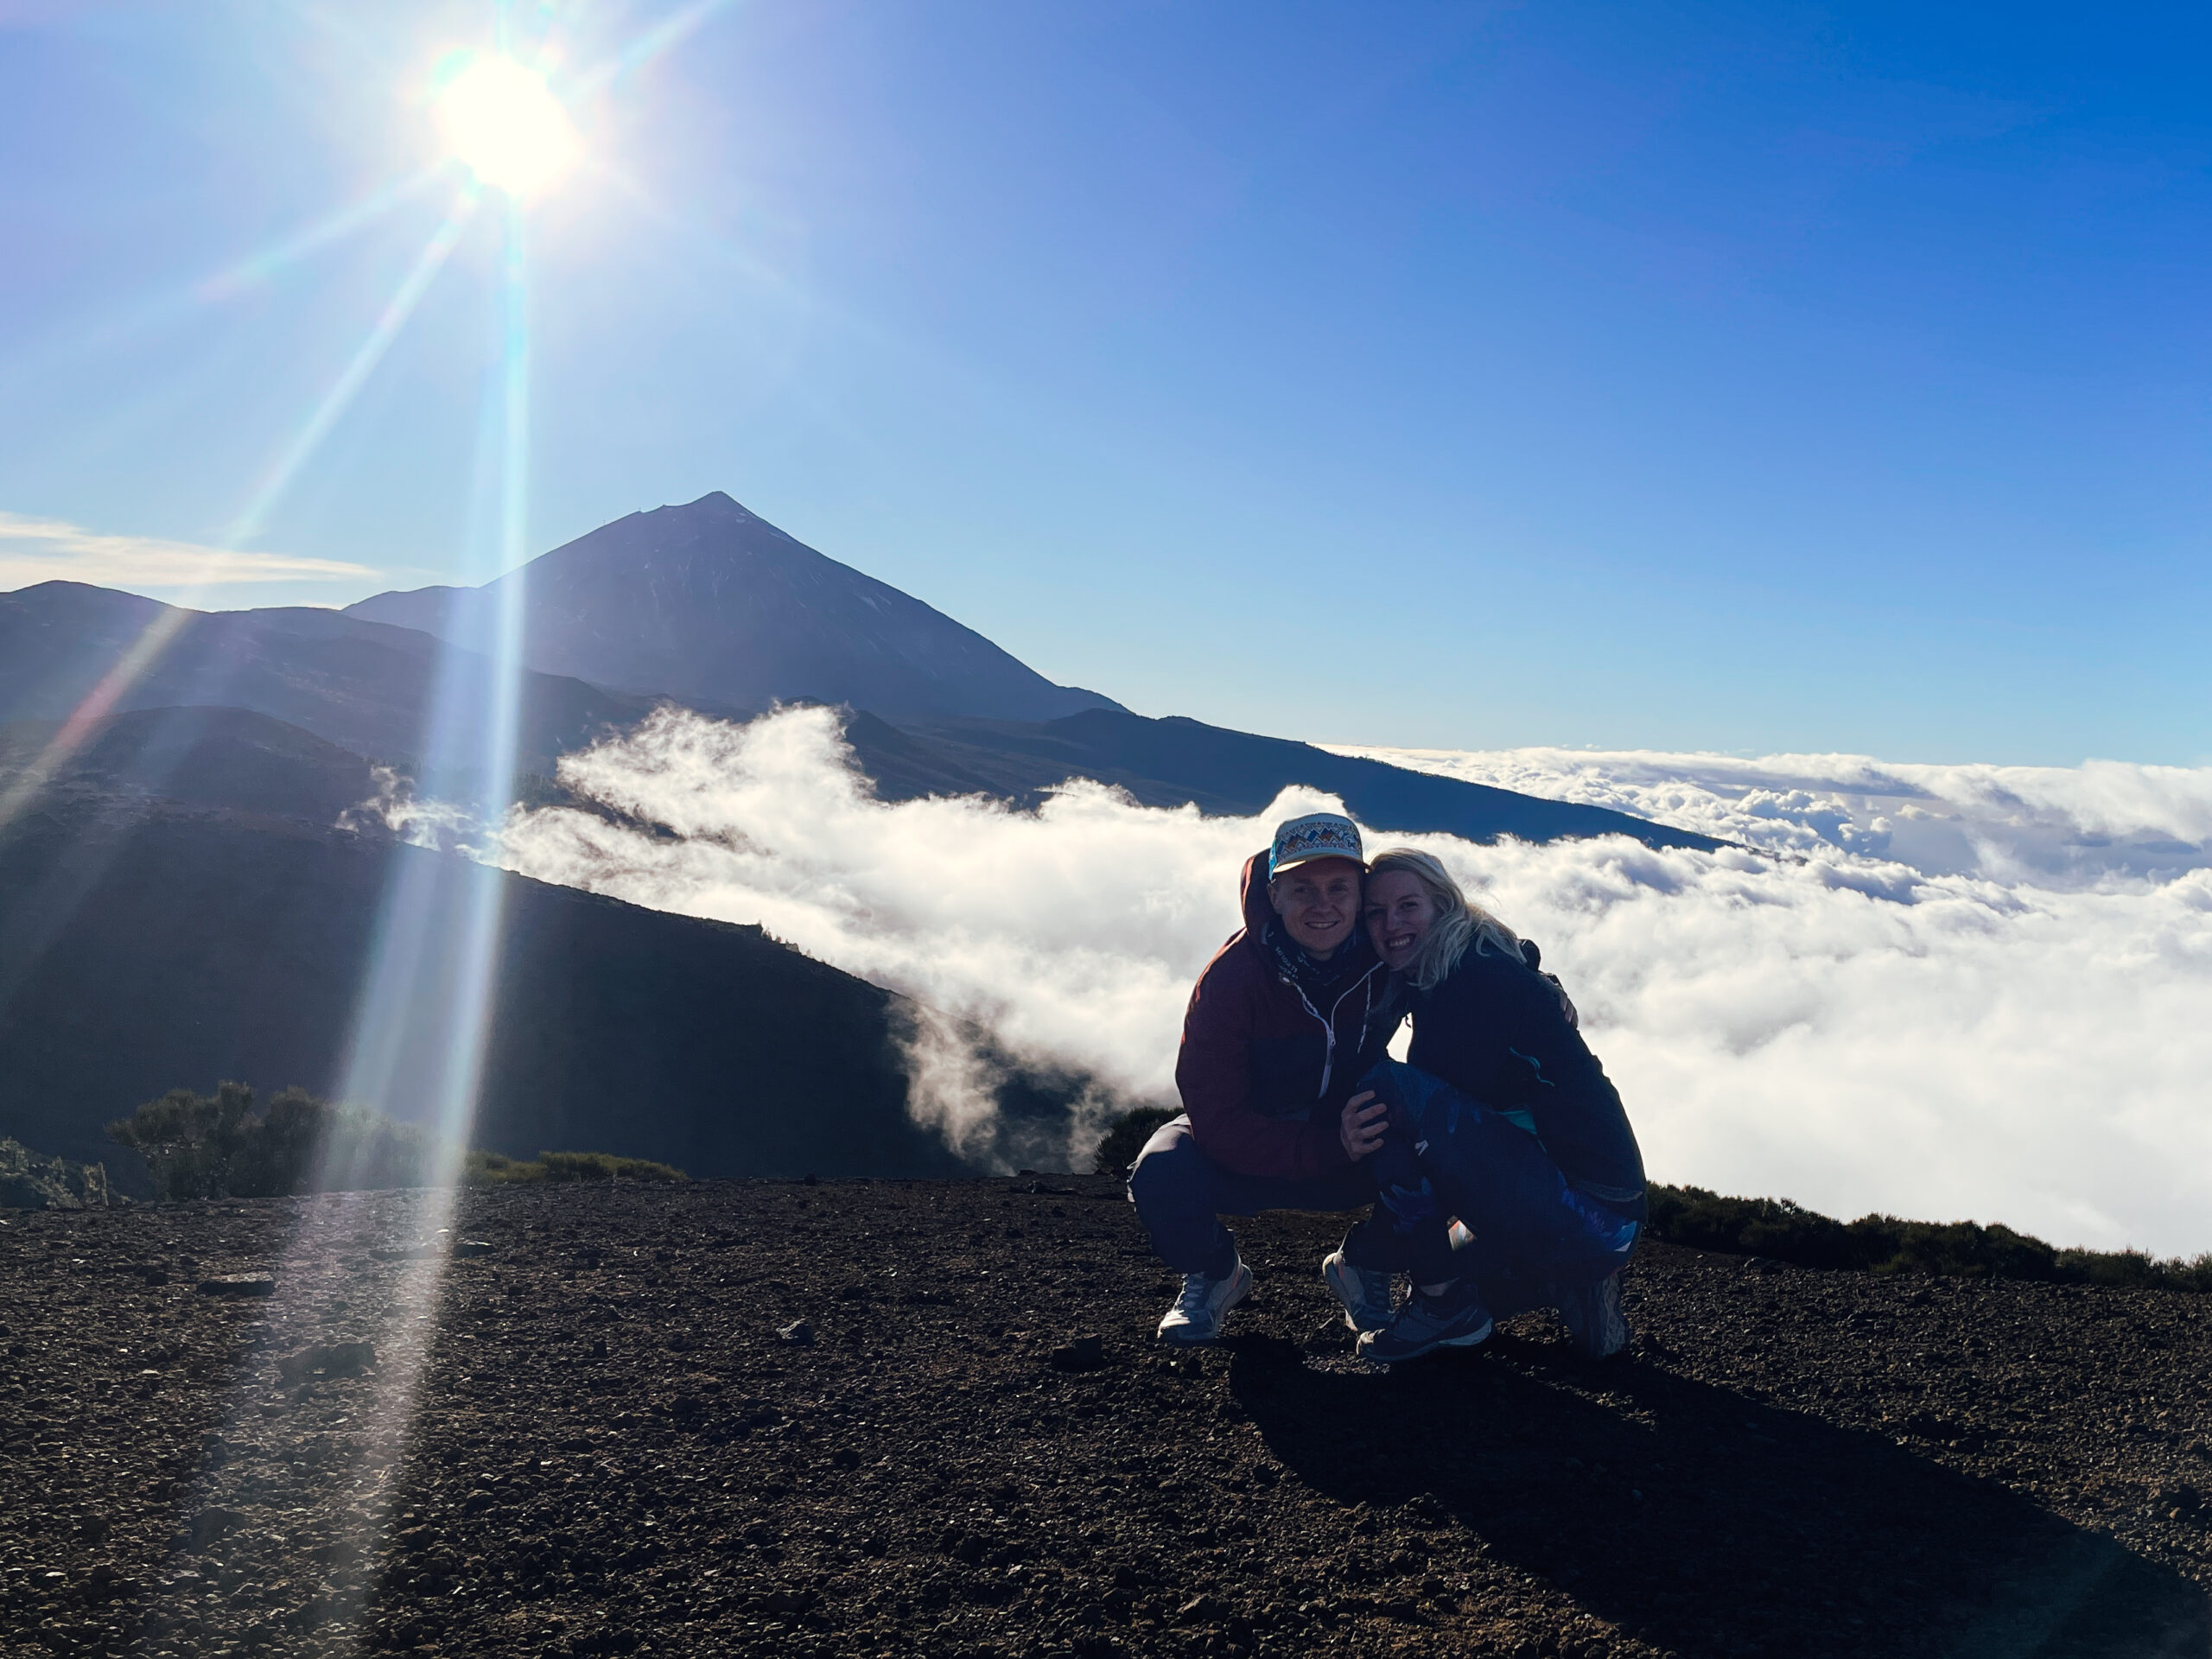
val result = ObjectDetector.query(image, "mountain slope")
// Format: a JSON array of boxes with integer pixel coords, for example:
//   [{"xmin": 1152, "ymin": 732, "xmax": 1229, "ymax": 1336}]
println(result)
[
  {"xmin": 893, "ymin": 709, "xmax": 1721, "ymax": 850},
  {"xmin": 345, "ymin": 491, "xmax": 1120, "ymax": 722},
  {"xmin": 0, "ymin": 581, "xmax": 654, "ymax": 785},
  {"xmin": 0, "ymin": 795, "xmax": 967, "ymax": 1183},
  {"xmin": 0, "ymin": 709, "xmax": 1116, "ymax": 1182},
  {"xmin": 0, "ymin": 706, "xmax": 378, "ymax": 825}
]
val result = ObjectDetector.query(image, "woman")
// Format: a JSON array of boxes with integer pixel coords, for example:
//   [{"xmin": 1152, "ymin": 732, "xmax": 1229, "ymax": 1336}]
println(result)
[{"xmin": 1341, "ymin": 849, "xmax": 1645, "ymax": 1363}]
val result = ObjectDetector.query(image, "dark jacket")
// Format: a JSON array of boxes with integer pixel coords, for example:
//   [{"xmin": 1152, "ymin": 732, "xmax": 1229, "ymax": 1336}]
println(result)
[
  {"xmin": 1174, "ymin": 852, "xmax": 1399, "ymax": 1181},
  {"xmin": 1407, "ymin": 941, "xmax": 1647, "ymax": 1218}
]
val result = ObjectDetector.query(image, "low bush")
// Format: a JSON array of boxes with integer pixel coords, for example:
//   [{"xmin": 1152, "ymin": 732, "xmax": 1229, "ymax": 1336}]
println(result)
[
  {"xmin": 1, "ymin": 1139, "xmax": 111, "ymax": 1211},
  {"xmin": 1092, "ymin": 1106, "xmax": 1178, "ymax": 1176},
  {"xmin": 1647, "ymin": 1182, "xmax": 2212, "ymax": 1294},
  {"xmin": 108, "ymin": 1084, "xmax": 437, "ymax": 1198},
  {"xmin": 462, "ymin": 1149, "xmax": 687, "ymax": 1185},
  {"xmin": 109, "ymin": 1086, "xmax": 690, "ymax": 1198}
]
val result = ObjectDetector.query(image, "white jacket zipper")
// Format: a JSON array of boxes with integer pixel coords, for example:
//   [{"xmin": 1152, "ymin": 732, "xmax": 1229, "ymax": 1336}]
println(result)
[{"xmin": 1286, "ymin": 963, "xmax": 1382, "ymax": 1099}]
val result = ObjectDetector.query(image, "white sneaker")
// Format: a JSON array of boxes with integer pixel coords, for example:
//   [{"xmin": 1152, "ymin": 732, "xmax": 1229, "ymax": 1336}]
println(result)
[
  {"xmin": 1321, "ymin": 1250, "xmax": 1396, "ymax": 1332},
  {"xmin": 1557, "ymin": 1270, "xmax": 1631, "ymax": 1359},
  {"xmin": 1156, "ymin": 1260, "xmax": 1253, "ymax": 1344}
]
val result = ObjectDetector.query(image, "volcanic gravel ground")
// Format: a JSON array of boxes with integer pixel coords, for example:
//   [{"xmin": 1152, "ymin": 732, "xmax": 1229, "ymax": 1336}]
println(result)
[{"xmin": 3, "ymin": 1177, "xmax": 2209, "ymax": 1658}]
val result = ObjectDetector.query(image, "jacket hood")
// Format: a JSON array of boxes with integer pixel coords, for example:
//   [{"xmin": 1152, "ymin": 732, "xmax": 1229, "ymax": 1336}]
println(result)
[{"xmin": 1238, "ymin": 849, "xmax": 1272, "ymax": 940}]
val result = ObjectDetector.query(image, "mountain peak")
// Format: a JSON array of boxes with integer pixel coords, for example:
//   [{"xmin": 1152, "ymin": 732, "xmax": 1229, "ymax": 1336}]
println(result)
[
  {"xmin": 643, "ymin": 489, "xmax": 752, "ymax": 525},
  {"xmin": 344, "ymin": 495, "xmax": 1121, "ymax": 722}
]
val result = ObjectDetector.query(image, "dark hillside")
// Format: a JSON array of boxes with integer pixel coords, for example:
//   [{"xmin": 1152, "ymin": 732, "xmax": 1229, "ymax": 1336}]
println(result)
[
  {"xmin": 3, "ymin": 578, "xmax": 1713, "ymax": 849},
  {"xmin": 0, "ymin": 798, "xmax": 963, "ymax": 1184},
  {"xmin": 0, "ymin": 582, "xmax": 653, "ymax": 780},
  {"xmin": 0, "ymin": 707, "xmax": 378, "ymax": 824}
]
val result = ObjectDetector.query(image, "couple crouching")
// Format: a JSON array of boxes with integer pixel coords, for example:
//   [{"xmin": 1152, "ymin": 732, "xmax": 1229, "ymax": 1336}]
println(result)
[{"xmin": 1128, "ymin": 811, "xmax": 1646, "ymax": 1363}]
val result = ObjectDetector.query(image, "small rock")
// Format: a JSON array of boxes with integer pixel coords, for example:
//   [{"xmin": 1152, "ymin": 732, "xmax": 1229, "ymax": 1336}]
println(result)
[
  {"xmin": 454, "ymin": 1240, "xmax": 494, "ymax": 1258},
  {"xmin": 186, "ymin": 1508, "xmax": 246, "ymax": 1550},
  {"xmin": 1051, "ymin": 1333, "xmax": 1107, "ymax": 1372},
  {"xmin": 776, "ymin": 1319, "xmax": 815, "ymax": 1346},
  {"xmin": 277, "ymin": 1341, "xmax": 378, "ymax": 1383},
  {"xmin": 196, "ymin": 1274, "xmax": 276, "ymax": 1299}
]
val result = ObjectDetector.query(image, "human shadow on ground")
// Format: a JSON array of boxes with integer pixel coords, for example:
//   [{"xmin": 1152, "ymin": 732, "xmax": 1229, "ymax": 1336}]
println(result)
[{"xmin": 1226, "ymin": 1326, "xmax": 2209, "ymax": 1659}]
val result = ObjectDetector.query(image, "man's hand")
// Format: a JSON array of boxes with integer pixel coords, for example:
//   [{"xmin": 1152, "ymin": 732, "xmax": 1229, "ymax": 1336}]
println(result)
[{"xmin": 1339, "ymin": 1090, "xmax": 1387, "ymax": 1160}]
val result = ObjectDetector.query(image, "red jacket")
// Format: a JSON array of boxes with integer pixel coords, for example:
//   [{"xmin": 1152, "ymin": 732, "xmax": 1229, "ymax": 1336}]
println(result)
[{"xmin": 1173, "ymin": 852, "xmax": 1399, "ymax": 1180}]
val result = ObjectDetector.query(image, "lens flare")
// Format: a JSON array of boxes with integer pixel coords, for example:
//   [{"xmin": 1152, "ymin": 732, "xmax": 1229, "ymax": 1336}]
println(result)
[
  {"xmin": 435, "ymin": 54, "xmax": 581, "ymax": 196},
  {"xmin": 227, "ymin": 188, "xmax": 482, "ymax": 548}
]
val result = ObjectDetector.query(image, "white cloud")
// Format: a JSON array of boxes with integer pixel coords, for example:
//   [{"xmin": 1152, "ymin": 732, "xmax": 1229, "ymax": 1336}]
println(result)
[
  {"xmin": 0, "ymin": 511, "xmax": 378, "ymax": 590},
  {"xmin": 493, "ymin": 707, "xmax": 2212, "ymax": 1259},
  {"xmin": 1330, "ymin": 743, "xmax": 2212, "ymax": 888}
]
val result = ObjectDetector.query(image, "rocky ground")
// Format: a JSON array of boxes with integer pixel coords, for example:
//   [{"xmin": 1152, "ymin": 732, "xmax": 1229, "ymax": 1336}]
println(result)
[{"xmin": 3, "ymin": 1176, "xmax": 2209, "ymax": 1658}]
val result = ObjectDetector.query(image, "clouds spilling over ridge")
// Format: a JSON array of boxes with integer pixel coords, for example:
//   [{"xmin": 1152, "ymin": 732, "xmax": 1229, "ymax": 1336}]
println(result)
[{"xmin": 495, "ymin": 708, "xmax": 2212, "ymax": 1258}]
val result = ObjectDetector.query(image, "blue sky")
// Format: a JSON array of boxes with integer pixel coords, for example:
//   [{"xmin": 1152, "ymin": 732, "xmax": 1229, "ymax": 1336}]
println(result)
[{"xmin": 2, "ymin": 1, "xmax": 2206, "ymax": 763}]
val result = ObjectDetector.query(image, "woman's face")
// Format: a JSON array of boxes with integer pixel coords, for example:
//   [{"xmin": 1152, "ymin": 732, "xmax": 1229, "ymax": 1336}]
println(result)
[{"xmin": 1364, "ymin": 870, "xmax": 1436, "ymax": 972}]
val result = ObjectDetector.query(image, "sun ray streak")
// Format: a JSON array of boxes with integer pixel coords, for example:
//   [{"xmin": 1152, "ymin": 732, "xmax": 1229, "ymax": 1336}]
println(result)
[
  {"xmin": 0, "ymin": 188, "xmax": 483, "ymax": 830},
  {"xmin": 120, "ymin": 18, "xmax": 576, "ymax": 1630},
  {"xmin": 577, "ymin": 0, "xmax": 739, "ymax": 92},
  {"xmin": 225, "ymin": 187, "xmax": 484, "ymax": 549},
  {"xmin": 0, "ymin": 168, "xmax": 451, "ymax": 382},
  {"xmin": 0, "ymin": 606, "xmax": 191, "ymax": 833},
  {"xmin": 186, "ymin": 200, "xmax": 546, "ymax": 1652},
  {"xmin": 193, "ymin": 168, "xmax": 454, "ymax": 303}
]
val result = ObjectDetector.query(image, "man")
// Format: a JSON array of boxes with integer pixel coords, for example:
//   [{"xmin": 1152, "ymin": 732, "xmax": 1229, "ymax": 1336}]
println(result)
[{"xmin": 1126, "ymin": 812, "xmax": 1408, "ymax": 1344}]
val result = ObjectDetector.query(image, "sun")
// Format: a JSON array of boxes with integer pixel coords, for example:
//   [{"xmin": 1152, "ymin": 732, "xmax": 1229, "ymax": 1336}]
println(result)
[{"xmin": 435, "ymin": 53, "xmax": 581, "ymax": 197}]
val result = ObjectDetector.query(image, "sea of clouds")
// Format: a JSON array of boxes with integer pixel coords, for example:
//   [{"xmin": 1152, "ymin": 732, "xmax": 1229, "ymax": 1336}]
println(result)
[{"xmin": 492, "ymin": 707, "xmax": 2212, "ymax": 1259}]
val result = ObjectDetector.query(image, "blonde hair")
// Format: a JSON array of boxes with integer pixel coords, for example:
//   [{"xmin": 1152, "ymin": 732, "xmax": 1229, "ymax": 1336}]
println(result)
[{"xmin": 1365, "ymin": 848, "xmax": 1524, "ymax": 990}]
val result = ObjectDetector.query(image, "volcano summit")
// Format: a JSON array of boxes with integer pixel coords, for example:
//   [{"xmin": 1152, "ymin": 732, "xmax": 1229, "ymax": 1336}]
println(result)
[{"xmin": 344, "ymin": 492, "xmax": 1122, "ymax": 723}]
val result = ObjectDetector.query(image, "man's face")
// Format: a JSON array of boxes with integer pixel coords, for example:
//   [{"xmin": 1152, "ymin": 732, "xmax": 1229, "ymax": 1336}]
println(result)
[{"xmin": 1269, "ymin": 857, "xmax": 1362, "ymax": 957}]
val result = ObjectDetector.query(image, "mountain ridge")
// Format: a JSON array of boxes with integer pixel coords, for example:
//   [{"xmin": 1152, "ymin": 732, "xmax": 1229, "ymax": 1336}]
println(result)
[{"xmin": 0, "ymin": 580, "xmax": 653, "ymax": 785}]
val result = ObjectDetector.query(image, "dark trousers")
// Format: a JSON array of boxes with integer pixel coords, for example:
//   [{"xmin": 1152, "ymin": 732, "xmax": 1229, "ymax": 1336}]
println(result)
[
  {"xmin": 1363, "ymin": 1060, "xmax": 1639, "ymax": 1292},
  {"xmin": 1125, "ymin": 1115, "xmax": 1405, "ymax": 1279}
]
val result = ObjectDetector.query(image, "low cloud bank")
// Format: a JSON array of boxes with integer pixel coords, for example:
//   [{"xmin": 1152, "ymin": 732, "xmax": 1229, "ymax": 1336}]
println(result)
[
  {"xmin": 496, "ymin": 708, "xmax": 2212, "ymax": 1257},
  {"xmin": 1333, "ymin": 742, "xmax": 2212, "ymax": 888}
]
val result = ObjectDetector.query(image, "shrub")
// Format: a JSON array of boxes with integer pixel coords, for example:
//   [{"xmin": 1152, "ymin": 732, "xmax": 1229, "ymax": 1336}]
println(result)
[
  {"xmin": 1092, "ymin": 1106, "xmax": 1178, "ymax": 1175},
  {"xmin": 1646, "ymin": 1181, "xmax": 2211, "ymax": 1294},
  {"xmin": 462, "ymin": 1149, "xmax": 687, "ymax": 1185},
  {"xmin": 1, "ymin": 1139, "xmax": 111, "ymax": 1211},
  {"xmin": 229, "ymin": 1089, "xmax": 438, "ymax": 1197},
  {"xmin": 1643, "ymin": 1185, "xmax": 1859, "ymax": 1271},
  {"xmin": 106, "ymin": 1083, "xmax": 258, "ymax": 1201},
  {"xmin": 107, "ymin": 1084, "xmax": 438, "ymax": 1200}
]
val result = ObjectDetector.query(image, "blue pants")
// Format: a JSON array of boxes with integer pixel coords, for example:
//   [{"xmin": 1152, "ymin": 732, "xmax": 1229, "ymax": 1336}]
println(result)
[
  {"xmin": 1126, "ymin": 1115, "xmax": 1408, "ymax": 1278},
  {"xmin": 1363, "ymin": 1061, "xmax": 1638, "ymax": 1293}
]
